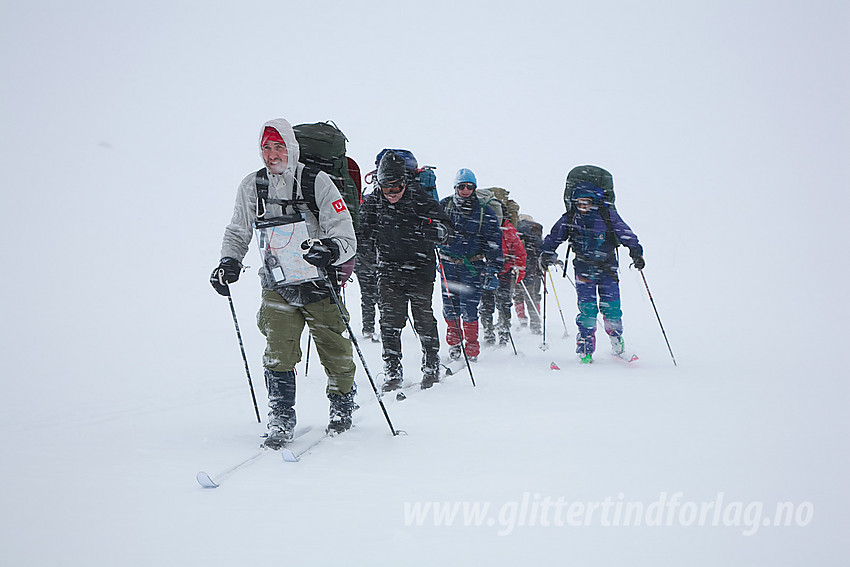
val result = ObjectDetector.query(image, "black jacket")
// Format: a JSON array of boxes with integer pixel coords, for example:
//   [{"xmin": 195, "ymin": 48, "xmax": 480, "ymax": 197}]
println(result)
[
  {"xmin": 359, "ymin": 184, "xmax": 453, "ymax": 273},
  {"xmin": 516, "ymin": 218, "xmax": 544, "ymax": 275}
]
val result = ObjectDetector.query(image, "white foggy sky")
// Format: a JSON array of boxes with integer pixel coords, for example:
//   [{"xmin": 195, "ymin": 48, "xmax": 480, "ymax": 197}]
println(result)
[{"xmin": 0, "ymin": 0, "xmax": 847, "ymax": 379}]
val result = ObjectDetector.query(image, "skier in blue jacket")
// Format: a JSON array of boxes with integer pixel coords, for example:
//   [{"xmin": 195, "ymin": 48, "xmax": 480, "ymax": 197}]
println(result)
[
  {"xmin": 539, "ymin": 181, "xmax": 645, "ymax": 363},
  {"xmin": 438, "ymin": 169, "xmax": 503, "ymax": 362}
]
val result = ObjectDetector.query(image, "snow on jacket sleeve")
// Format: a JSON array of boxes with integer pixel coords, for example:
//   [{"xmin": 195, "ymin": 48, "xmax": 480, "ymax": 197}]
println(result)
[
  {"xmin": 357, "ymin": 191, "xmax": 380, "ymax": 243},
  {"xmin": 609, "ymin": 209, "xmax": 643, "ymax": 257},
  {"xmin": 220, "ymin": 171, "xmax": 259, "ymax": 262},
  {"xmin": 481, "ymin": 206, "xmax": 504, "ymax": 274},
  {"xmin": 541, "ymin": 213, "xmax": 571, "ymax": 254}
]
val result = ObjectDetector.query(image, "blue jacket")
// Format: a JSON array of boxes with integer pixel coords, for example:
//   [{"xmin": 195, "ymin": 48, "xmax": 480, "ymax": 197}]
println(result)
[
  {"xmin": 439, "ymin": 195, "xmax": 503, "ymax": 276},
  {"xmin": 542, "ymin": 183, "xmax": 641, "ymax": 272}
]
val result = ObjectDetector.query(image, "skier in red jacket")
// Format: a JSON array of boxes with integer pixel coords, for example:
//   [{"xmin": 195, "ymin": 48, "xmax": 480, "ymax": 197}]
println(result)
[{"xmin": 480, "ymin": 210, "xmax": 527, "ymax": 347}]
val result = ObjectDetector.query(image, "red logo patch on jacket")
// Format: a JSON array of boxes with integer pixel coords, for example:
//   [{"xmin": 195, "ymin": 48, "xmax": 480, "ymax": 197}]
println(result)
[{"xmin": 332, "ymin": 199, "xmax": 347, "ymax": 213}]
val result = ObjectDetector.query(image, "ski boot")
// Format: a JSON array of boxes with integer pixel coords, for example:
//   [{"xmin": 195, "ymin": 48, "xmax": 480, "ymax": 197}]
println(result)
[
  {"xmin": 421, "ymin": 365, "xmax": 441, "ymax": 390},
  {"xmin": 327, "ymin": 387, "xmax": 356, "ymax": 435},
  {"xmin": 576, "ymin": 333, "xmax": 596, "ymax": 364},
  {"xmin": 420, "ymin": 347, "xmax": 441, "ymax": 390},
  {"xmin": 264, "ymin": 419, "xmax": 295, "ymax": 450},
  {"xmin": 481, "ymin": 318, "xmax": 495, "ymax": 347},
  {"xmin": 610, "ymin": 334, "xmax": 625, "ymax": 356},
  {"xmin": 380, "ymin": 358, "xmax": 403, "ymax": 392},
  {"xmin": 263, "ymin": 369, "xmax": 296, "ymax": 449}
]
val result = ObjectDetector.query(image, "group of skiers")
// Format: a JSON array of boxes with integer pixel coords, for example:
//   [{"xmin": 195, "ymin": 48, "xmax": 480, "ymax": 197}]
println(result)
[{"xmin": 210, "ymin": 118, "xmax": 645, "ymax": 448}]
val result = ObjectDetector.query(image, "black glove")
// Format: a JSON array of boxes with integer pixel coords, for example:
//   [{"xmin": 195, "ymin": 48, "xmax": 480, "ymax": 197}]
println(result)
[
  {"xmin": 420, "ymin": 218, "xmax": 450, "ymax": 244},
  {"xmin": 210, "ymin": 257, "xmax": 241, "ymax": 296},
  {"xmin": 302, "ymin": 238, "xmax": 340, "ymax": 268},
  {"xmin": 631, "ymin": 252, "xmax": 645, "ymax": 270},
  {"xmin": 482, "ymin": 268, "xmax": 500, "ymax": 291},
  {"xmin": 538, "ymin": 250, "xmax": 558, "ymax": 271}
]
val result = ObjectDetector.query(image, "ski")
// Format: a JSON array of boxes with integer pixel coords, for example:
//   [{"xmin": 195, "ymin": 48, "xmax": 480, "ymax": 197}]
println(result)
[
  {"xmin": 391, "ymin": 381, "xmax": 422, "ymax": 401},
  {"xmin": 196, "ymin": 451, "xmax": 264, "ymax": 488},
  {"xmin": 280, "ymin": 426, "xmax": 334, "ymax": 462},
  {"xmin": 440, "ymin": 361, "xmax": 467, "ymax": 376},
  {"xmin": 613, "ymin": 352, "xmax": 639, "ymax": 363},
  {"xmin": 392, "ymin": 378, "xmax": 445, "ymax": 400},
  {"xmin": 197, "ymin": 426, "xmax": 314, "ymax": 488},
  {"xmin": 545, "ymin": 352, "xmax": 638, "ymax": 370}
]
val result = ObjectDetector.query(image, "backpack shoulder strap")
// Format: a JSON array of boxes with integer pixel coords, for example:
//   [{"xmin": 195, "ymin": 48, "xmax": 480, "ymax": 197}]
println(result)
[
  {"xmin": 254, "ymin": 165, "xmax": 320, "ymax": 221},
  {"xmin": 297, "ymin": 163, "xmax": 321, "ymax": 222},
  {"xmin": 443, "ymin": 197, "xmax": 454, "ymax": 214},
  {"xmin": 477, "ymin": 200, "xmax": 486, "ymax": 235},
  {"xmin": 255, "ymin": 168, "xmax": 269, "ymax": 217},
  {"xmin": 565, "ymin": 208, "xmax": 577, "ymax": 239},
  {"xmin": 598, "ymin": 203, "xmax": 618, "ymax": 245}
]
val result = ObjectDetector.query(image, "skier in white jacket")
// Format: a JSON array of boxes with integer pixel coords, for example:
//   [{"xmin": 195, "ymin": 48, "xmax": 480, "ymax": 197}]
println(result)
[{"xmin": 211, "ymin": 118, "xmax": 358, "ymax": 448}]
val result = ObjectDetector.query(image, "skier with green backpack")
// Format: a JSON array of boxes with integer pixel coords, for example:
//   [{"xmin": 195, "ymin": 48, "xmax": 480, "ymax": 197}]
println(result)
[
  {"xmin": 539, "ymin": 165, "xmax": 645, "ymax": 363},
  {"xmin": 210, "ymin": 118, "xmax": 358, "ymax": 447}
]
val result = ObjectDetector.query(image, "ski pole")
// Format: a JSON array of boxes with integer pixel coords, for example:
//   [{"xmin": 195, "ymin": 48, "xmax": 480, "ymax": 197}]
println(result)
[
  {"xmin": 321, "ymin": 268, "xmax": 399, "ymax": 436},
  {"xmin": 519, "ymin": 278, "xmax": 541, "ymax": 319},
  {"xmin": 407, "ymin": 313, "xmax": 419, "ymax": 337},
  {"xmin": 506, "ymin": 329, "xmax": 518, "ymax": 355},
  {"xmin": 639, "ymin": 270, "xmax": 677, "ymax": 367},
  {"xmin": 222, "ymin": 283, "xmax": 261, "ymax": 423},
  {"xmin": 546, "ymin": 267, "xmax": 570, "ymax": 338},
  {"xmin": 540, "ymin": 269, "xmax": 549, "ymax": 351},
  {"xmin": 558, "ymin": 248, "xmax": 577, "ymax": 290},
  {"xmin": 304, "ymin": 334, "xmax": 311, "ymax": 376},
  {"xmin": 436, "ymin": 251, "xmax": 476, "ymax": 386}
]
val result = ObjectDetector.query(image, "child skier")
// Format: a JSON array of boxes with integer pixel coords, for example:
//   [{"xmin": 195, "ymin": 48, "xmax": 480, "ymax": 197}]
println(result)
[{"xmin": 539, "ymin": 176, "xmax": 645, "ymax": 363}]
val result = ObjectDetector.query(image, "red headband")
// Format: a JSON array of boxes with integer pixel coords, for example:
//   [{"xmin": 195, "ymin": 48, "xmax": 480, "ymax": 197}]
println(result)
[{"xmin": 261, "ymin": 127, "xmax": 285, "ymax": 146}]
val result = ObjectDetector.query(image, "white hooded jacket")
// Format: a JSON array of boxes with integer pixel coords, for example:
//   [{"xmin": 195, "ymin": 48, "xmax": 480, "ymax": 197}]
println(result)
[{"xmin": 219, "ymin": 118, "xmax": 357, "ymax": 300}]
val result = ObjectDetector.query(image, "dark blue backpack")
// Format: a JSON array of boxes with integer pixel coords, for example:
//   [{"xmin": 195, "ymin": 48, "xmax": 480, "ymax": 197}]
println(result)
[{"xmin": 368, "ymin": 148, "xmax": 439, "ymax": 201}]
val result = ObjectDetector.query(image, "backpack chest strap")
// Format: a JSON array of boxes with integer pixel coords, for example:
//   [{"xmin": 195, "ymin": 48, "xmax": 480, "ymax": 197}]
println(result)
[{"xmin": 255, "ymin": 167, "xmax": 320, "ymax": 221}]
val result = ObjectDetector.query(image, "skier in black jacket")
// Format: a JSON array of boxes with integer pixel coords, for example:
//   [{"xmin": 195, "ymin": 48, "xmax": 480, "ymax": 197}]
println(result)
[{"xmin": 359, "ymin": 151, "xmax": 453, "ymax": 390}]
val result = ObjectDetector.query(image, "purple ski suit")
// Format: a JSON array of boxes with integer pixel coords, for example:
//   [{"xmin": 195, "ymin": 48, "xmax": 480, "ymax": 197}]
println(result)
[{"xmin": 541, "ymin": 183, "xmax": 642, "ymax": 356}]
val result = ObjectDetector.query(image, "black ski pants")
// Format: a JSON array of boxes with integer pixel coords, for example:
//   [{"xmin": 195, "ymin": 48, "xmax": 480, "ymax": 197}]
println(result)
[
  {"xmin": 355, "ymin": 243, "xmax": 379, "ymax": 334},
  {"xmin": 377, "ymin": 265, "xmax": 440, "ymax": 371}
]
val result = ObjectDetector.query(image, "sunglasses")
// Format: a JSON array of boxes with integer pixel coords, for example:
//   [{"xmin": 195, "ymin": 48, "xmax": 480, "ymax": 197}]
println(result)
[
  {"xmin": 456, "ymin": 182, "xmax": 476, "ymax": 191},
  {"xmin": 380, "ymin": 183, "xmax": 405, "ymax": 195}
]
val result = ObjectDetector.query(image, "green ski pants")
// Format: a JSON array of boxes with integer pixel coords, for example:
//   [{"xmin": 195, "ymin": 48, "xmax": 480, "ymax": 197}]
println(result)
[{"xmin": 257, "ymin": 289, "xmax": 356, "ymax": 395}]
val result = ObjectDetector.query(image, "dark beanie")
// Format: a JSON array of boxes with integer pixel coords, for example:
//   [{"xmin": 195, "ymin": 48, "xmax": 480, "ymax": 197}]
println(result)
[{"xmin": 377, "ymin": 150, "xmax": 407, "ymax": 188}]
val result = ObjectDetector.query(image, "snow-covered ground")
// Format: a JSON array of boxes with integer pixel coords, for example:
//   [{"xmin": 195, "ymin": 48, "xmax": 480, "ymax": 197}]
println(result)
[{"xmin": 1, "ymin": 1, "xmax": 848, "ymax": 565}]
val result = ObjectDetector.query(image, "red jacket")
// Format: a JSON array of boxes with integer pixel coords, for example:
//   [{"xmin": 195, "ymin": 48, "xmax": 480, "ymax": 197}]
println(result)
[{"xmin": 500, "ymin": 221, "xmax": 527, "ymax": 281}]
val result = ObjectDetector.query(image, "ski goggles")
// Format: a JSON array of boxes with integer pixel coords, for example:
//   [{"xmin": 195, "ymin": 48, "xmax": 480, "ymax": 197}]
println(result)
[
  {"xmin": 379, "ymin": 181, "xmax": 405, "ymax": 195},
  {"xmin": 575, "ymin": 197, "xmax": 594, "ymax": 210}
]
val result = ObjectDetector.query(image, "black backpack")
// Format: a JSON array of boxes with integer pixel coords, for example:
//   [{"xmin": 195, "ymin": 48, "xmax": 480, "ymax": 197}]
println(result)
[{"xmin": 563, "ymin": 166, "xmax": 620, "ymax": 254}]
